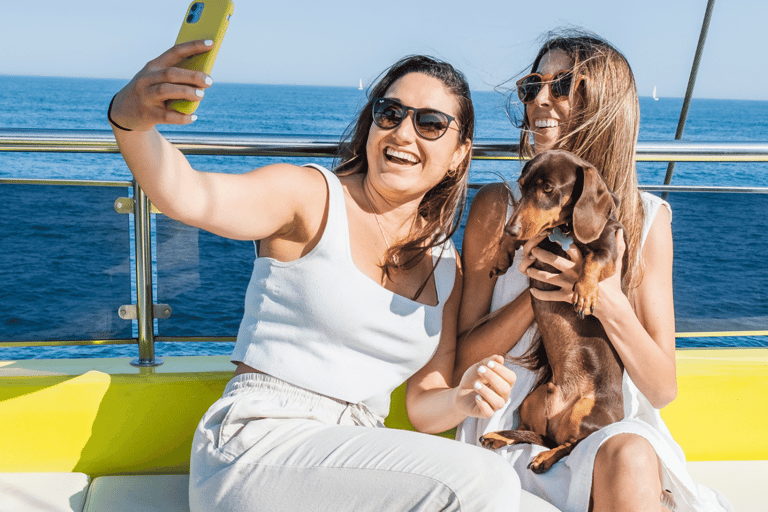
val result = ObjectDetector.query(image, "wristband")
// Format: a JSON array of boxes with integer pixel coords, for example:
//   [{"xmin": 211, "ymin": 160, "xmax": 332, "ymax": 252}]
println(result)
[{"xmin": 108, "ymin": 94, "xmax": 133, "ymax": 132}]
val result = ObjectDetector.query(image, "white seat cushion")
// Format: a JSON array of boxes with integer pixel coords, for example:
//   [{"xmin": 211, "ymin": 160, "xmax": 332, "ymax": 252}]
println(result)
[
  {"xmin": 687, "ymin": 460, "xmax": 766, "ymax": 512},
  {"xmin": 0, "ymin": 472, "xmax": 90, "ymax": 512},
  {"xmin": 83, "ymin": 475, "xmax": 189, "ymax": 512},
  {"xmin": 80, "ymin": 474, "xmax": 559, "ymax": 512},
  {"xmin": 521, "ymin": 490, "xmax": 562, "ymax": 511}
]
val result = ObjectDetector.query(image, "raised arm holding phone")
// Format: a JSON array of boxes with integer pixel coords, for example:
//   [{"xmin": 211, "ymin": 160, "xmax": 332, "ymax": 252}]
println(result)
[{"xmin": 106, "ymin": 5, "xmax": 544, "ymax": 508}]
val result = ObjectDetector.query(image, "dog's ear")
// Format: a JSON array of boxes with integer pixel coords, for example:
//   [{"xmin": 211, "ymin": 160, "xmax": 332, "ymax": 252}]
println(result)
[
  {"xmin": 517, "ymin": 156, "xmax": 538, "ymax": 188},
  {"xmin": 572, "ymin": 164, "xmax": 616, "ymax": 243}
]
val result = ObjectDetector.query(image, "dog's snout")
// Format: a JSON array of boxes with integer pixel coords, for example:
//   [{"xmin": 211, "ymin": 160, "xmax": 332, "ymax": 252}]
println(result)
[
  {"xmin": 505, "ymin": 223, "xmax": 522, "ymax": 238},
  {"xmin": 504, "ymin": 217, "xmax": 523, "ymax": 238}
]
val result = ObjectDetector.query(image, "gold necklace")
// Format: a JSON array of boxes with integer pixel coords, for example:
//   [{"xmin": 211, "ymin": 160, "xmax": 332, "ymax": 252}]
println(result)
[
  {"xmin": 361, "ymin": 178, "xmax": 420, "ymax": 268},
  {"xmin": 362, "ymin": 179, "xmax": 394, "ymax": 252}
]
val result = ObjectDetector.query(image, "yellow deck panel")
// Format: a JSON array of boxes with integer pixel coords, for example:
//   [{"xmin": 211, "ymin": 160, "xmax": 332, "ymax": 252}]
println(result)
[{"xmin": 1, "ymin": 349, "xmax": 766, "ymax": 475}]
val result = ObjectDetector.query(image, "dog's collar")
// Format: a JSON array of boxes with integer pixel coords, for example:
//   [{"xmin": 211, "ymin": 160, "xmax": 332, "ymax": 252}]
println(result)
[{"xmin": 549, "ymin": 226, "xmax": 574, "ymax": 251}]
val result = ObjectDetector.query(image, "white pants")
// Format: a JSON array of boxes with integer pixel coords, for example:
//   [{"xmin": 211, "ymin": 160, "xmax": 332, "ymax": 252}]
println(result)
[{"xmin": 189, "ymin": 373, "xmax": 551, "ymax": 512}]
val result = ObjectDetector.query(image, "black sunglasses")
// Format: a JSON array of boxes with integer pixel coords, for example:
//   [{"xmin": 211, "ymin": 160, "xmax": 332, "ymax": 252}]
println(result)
[
  {"xmin": 516, "ymin": 71, "xmax": 583, "ymax": 103},
  {"xmin": 372, "ymin": 98, "xmax": 457, "ymax": 140}
]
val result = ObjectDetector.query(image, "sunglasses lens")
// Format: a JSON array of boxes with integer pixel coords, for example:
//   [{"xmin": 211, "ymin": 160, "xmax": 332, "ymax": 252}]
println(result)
[
  {"xmin": 415, "ymin": 110, "xmax": 451, "ymax": 140},
  {"xmin": 372, "ymin": 99, "xmax": 405, "ymax": 129},
  {"xmin": 518, "ymin": 74, "xmax": 543, "ymax": 103},
  {"xmin": 551, "ymin": 72, "xmax": 574, "ymax": 99},
  {"xmin": 373, "ymin": 98, "xmax": 453, "ymax": 140}
]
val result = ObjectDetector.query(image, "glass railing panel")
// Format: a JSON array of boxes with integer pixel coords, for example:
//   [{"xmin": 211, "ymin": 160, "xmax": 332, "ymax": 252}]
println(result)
[
  {"xmin": 0, "ymin": 183, "xmax": 133, "ymax": 357},
  {"xmin": 661, "ymin": 191, "xmax": 768, "ymax": 347},
  {"xmin": 150, "ymin": 188, "xmax": 767, "ymax": 353},
  {"xmin": 2, "ymin": 133, "xmax": 766, "ymax": 360},
  {"xmin": 153, "ymin": 216, "xmax": 252, "ymax": 355}
]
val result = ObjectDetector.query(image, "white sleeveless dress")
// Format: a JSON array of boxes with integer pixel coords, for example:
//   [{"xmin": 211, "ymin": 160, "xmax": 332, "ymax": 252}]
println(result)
[{"xmin": 456, "ymin": 191, "xmax": 732, "ymax": 512}]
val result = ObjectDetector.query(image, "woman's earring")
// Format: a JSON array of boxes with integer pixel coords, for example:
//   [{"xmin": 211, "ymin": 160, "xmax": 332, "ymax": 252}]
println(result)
[{"xmin": 447, "ymin": 167, "xmax": 457, "ymax": 178}]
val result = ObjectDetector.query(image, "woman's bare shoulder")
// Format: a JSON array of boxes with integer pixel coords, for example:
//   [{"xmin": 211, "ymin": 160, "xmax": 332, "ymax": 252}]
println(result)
[
  {"xmin": 464, "ymin": 182, "xmax": 512, "ymax": 243},
  {"xmin": 471, "ymin": 182, "xmax": 512, "ymax": 214},
  {"xmin": 643, "ymin": 201, "xmax": 673, "ymax": 261},
  {"xmin": 246, "ymin": 163, "xmax": 329, "ymax": 188}
]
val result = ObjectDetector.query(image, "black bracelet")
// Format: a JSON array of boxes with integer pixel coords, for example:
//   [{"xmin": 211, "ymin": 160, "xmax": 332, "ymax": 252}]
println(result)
[{"xmin": 108, "ymin": 94, "xmax": 133, "ymax": 132}]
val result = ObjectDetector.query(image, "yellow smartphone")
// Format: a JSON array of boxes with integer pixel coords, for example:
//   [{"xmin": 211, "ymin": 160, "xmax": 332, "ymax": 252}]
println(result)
[{"xmin": 168, "ymin": 0, "xmax": 234, "ymax": 115}]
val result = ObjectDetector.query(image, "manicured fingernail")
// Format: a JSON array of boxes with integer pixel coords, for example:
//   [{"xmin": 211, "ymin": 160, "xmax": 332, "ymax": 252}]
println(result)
[
  {"xmin": 474, "ymin": 381, "xmax": 482, "ymax": 391},
  {"xmin": 195, "ymin": 89, "xmax": 205, "ymax": 97},
  {"xmin": 205, "ymin": 76, "xmax": 213, "ymax": 86},
  {"xmin": 475, "ymin": 394, "xmax": 483, "ymax": 402},
  {"xmin": 190, "ymin": 114, "xmax": 198, "ymax": 122},
  {"xmin": 204, "ymin": 39, "xmax": 214, "ymax": 46},
  {"xmin": 478, "ymin": 366, "xmax": 487, "ymax": 375},
  {"xmin": 487, "ymin": 361, "xmax": 496, "ymax": 369}
]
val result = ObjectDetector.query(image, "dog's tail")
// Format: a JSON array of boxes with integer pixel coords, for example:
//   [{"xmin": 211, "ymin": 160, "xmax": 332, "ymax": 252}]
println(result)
[
  {"xmin": 465, "ymin": 310, "xmax": 551, "ymax": 389},
  {"xmin": 507, "ymin": 331, "xmax": 552, "ymax": 390}
]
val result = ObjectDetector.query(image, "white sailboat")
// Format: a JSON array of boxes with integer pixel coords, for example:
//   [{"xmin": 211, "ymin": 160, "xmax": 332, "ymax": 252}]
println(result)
[
  {"xmin": 653, "ymin": 85, "xmax": 659, "ymax": 101},
  {"xmin": 358, "ymin": 78, "xmax": 363, "ymax": 90}
]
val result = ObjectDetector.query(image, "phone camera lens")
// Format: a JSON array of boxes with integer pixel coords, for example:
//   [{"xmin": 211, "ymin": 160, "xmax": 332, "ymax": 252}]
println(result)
[
  {"xmin": 187, "ymin": 14, "xmax": 195, "ymax": 23},
  {"xmin": 191, "ymin": 3, "xmax": 201, "ymax": 11}
]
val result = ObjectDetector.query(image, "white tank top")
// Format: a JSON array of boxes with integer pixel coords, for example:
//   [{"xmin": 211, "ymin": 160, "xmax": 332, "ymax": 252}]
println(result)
[{"xmin": 232, "ymin": 164, "xmax": 457, "ymax": 417}]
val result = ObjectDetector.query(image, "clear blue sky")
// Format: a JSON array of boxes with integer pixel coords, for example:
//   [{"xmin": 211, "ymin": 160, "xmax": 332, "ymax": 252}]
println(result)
[{"xmin": 2, "ymin": 0, "xmax": 763, "ymax": 100}]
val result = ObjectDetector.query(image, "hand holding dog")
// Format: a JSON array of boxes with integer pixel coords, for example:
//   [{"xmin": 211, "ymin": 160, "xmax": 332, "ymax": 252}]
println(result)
[
  {"xmin": 456, "ymin": 355, "xmax": 516, "ymax": 419},
  {"xmin": 520, "ymin": 230, "xmax": 626, "ymax": 320}
]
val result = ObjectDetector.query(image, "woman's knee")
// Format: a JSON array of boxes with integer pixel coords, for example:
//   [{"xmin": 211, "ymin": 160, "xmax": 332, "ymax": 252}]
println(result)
[
  {"xmin": 595, "ymin": 433, "xmax": 658, "ymax": 476},
  {"xmin": 460, "ymin": 446, "xmax": 521, "ymax": 500}
]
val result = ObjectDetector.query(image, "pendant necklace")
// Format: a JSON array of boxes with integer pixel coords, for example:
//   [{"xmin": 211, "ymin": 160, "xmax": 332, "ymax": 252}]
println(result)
[{"xmin": 362, "ymin": 179, "xmax": 399, "ymax": 265}]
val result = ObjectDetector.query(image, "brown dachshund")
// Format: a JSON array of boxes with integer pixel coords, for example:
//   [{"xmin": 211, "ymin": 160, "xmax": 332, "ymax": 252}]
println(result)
[{"xmin": 480, "ymin": 149, "xmax": 626, "ymax": 474}]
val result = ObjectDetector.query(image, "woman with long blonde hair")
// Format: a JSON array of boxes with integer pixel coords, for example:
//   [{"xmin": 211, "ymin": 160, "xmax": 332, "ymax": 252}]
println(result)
[{"xmin": 455, "ymin": 30, "xmax": 731, "ymax": 512}]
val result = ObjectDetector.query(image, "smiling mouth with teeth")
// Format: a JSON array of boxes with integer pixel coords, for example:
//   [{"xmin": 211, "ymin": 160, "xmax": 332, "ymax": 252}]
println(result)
[
  {"xmin": 534, "ymin": 119, "xmax": 559, "ymax": 128},
  {"xmin": 385, "ymin": 147, "xmax": 420, "ymax": 165}
]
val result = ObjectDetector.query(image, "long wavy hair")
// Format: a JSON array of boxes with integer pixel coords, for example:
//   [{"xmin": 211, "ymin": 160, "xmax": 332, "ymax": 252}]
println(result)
[
  {"xmin": 514, "ymin": 29, "xmax": 645, "ymax": 296},
  {"xmin": 335, "ymin": 55, "xmax": 475, "ymax": 290}
]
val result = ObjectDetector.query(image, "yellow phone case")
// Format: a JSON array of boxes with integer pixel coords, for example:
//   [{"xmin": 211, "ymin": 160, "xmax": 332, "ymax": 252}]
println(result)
[{"xmin": 168, "ymin": 0, "xmax": 234, "ymax": 115}]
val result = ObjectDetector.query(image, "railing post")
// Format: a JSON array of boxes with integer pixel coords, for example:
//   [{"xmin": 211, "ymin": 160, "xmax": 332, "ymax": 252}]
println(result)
[
  {"xmin": 131, "ymin": 181, "xmax": 162, "ymax": 367},
  {"xmin": 662, "ymin": 0, "xmax": 716, "ymax": 199}
]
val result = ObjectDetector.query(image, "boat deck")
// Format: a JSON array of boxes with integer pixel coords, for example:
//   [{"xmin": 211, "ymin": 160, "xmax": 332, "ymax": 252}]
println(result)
[{"xmin": 1, "ymin": 351, "xmax": 767, "ymax": 510}]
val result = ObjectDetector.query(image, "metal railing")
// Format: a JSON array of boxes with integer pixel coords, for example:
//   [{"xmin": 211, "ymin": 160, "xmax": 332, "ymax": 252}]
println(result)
[
  {"xmin": 2, "ymin": 129, "xmax": 767, "ymax": 365},
  {"xmin": 4, "ymin": 128, "xmax": 768, "ymax": 162}
]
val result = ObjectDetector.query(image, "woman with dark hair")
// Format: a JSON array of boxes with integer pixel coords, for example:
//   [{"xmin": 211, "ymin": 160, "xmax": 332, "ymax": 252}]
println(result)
[
  {"xmin": 455, "ymin": 30, "xmax": 731, "ymax": 512},
  {"xmin": 108, "ymin": 41, "xmax": 543, "ymax": 511}
]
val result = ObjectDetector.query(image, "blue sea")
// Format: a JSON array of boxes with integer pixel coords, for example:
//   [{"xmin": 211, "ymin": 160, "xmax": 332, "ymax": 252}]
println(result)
[{"xmin": 1, "ymin": 75, "xmax": 767, "ymax": 359}]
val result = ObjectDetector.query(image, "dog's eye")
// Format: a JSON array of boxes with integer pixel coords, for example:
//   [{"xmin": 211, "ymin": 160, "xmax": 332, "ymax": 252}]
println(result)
[{"xmin": 543, "ymin": 183, "xmax": 554, "ymax": 193}]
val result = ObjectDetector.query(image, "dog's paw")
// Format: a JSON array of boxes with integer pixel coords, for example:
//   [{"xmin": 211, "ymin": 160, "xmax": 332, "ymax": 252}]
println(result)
[
  {"xmin": 489, "ymin": 235, "xmax": 521, "ymax": 277},
  {"xmin": 527, "ymin": 452, "xmax": 556, "ymax": 474},
  {"xmin": 479, "ymin": 432, "xmax": 515, "ymax": 450},
  {"xmin": 489, "ymin": 249, "xmax": 515, "ymax": 277},
  {"xmin": 572, "ymin": 280, "xmax": 599, "ymax": 319}
]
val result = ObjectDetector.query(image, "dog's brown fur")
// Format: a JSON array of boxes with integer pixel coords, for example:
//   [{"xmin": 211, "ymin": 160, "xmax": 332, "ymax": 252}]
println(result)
[{"xmin": 479, "ymin": 149, "xmax": 626, "ymax": 473}]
